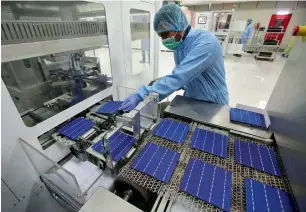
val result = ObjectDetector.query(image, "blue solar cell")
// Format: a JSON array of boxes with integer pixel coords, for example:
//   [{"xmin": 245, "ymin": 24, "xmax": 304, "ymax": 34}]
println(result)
[
  {"xmin": 92, "ymin": 131, "xmax": 136, "ymax": 162},
  {"xmin": 58, "ymin": 117, "xmax": 94, "ymax": 140},
  {"xmin": 245, "ymin": 178, "xmax": 295, "ymax": 212},
  {"xmin": 131, "ymin": 142, "xmax": 180, "ymax": 183},
  {"xmin": 230, "ymin": 108, "xmax": 267, "ymax": 128},
  {"xmin": 235, "ymin": 140, "xmax": 281, "ymax": 176},
  {"xmin": 180, "ymin": 159, "xmax": 232, "ymax": 212},
  {"xmin": 190, "ymin": 128, "xmax": 228, "ymax": 158},
  {"xmin": 96, "ymin": 101, "xmax": 123, "ymax": 114},
  {"xmin": 153, "ymin": 119, "xmax": 190, "ymax": 144}
]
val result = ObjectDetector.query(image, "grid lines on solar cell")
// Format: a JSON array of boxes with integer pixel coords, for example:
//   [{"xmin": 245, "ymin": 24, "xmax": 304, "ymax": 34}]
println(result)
[
  {"xmin": 190, "ymin": 128, "xmax": 228, "ymax": 158},
  {"xmin": 180, "ymin": 158, "xmax": 232, "ymax": 212},
  {"xmin": 230, "ymin": 108, "xmax": 266, "ymax": 128},
  {"xmin": 96, "ymin": 101, "xmax": 123, "ymax": 114},
  {"xmin": 235, "ymin": 139, "xmax": 281, "ymax": 176},
  {"xmin": 153, "ymin": 119, "xmax": 190, "ymax": 144},
  {"xmin": 58, "ymin": 117, "xmax": 94, "ymax": 140},
  {"xmin": 92, "ymin": 131, "xmax": 136, "ymax": 162},
  {"xmin": 245, "ymin": 178, "xmax": 294, "ymax": 212},
  {"xmin": 131, "ymin": 142, "xmax": 180, "ymax": 183}
]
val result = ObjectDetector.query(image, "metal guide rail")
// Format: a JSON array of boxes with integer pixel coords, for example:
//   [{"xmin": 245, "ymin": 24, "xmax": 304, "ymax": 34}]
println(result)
[{"xmin": 118, "ymin": 117, "xmax": 297, "ymax": 212}]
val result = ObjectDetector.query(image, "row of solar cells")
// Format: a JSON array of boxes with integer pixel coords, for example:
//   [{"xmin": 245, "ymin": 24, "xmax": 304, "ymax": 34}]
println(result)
[
  {"xmin": 153, "ymin": 119, "xmax": 280, "ymax": 176},
  {"xmin": 131, "ymin": 142, "xmax": 294, "ymax": 212}
]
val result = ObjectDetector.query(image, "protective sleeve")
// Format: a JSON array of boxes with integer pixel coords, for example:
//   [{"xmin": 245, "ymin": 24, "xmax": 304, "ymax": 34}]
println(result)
[{"xmin": 137, "ymin": 39, "xmax": 216, "ymax": 101}]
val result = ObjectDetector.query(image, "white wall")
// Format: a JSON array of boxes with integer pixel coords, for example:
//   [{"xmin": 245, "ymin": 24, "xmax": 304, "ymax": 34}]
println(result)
[{"xmin": 189, "ymin": 1, "xmax": 306, "ymax": 49}]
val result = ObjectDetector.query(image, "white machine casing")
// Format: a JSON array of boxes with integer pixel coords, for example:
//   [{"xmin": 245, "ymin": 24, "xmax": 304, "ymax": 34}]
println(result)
[{"xmin": 1, "ymin": 1, "xmax": 161, "ymax": 211}]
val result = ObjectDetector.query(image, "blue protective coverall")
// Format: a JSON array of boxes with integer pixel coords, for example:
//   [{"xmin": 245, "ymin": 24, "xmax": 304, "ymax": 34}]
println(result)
[
  {"xmin": 137, "ymin": 28, "xmax": 229, "ymax": 105},
  {"xmin": 240, "ymin": 24, "xmax": 253, "ymax": 50}
]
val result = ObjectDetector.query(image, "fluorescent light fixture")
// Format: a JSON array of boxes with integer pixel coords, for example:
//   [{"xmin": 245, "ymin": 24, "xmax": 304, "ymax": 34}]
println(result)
[{"xmin": 277, "ymin": 11, "xmax": 290, "ymax": 15}]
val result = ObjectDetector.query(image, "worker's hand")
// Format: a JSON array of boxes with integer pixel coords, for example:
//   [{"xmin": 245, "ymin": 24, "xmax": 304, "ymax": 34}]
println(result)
[{"xmin": 118, "ymin": 93, "xmax": 142, "ymax": 111}]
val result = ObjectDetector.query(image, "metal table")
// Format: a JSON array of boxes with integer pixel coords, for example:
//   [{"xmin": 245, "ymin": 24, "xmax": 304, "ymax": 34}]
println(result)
[
  {"xmin": 79, "ymin": 187, "xmax": 142, "ymax": 212},
  {"xmin": 164, "ymin": 95, "xmax": 272, "ymax": 139}
]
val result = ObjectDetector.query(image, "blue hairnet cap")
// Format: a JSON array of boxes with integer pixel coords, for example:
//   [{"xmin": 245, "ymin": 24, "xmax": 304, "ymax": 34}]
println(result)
[
  {"xmin": 154, "ymin": 4, "xmax": 189, "ymax": 33},
  {"xmin": 248, "ymin": 18, "xmax": 253, "ymax": 23}
]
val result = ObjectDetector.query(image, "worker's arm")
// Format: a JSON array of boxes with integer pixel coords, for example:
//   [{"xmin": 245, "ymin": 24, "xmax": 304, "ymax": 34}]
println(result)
[{"xmin": 137, "ymin": 39, "xmax": 216, "ymax": 100}]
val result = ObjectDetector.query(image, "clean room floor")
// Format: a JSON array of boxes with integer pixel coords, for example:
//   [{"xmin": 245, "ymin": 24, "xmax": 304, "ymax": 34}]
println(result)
[{"xmin": 158, "ymin": 51, "xmax": 286, "ymax": 109}]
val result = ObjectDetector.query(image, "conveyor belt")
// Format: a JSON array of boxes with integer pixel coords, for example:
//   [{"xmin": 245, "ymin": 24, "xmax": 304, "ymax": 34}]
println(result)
[
  {"xmin": 230, "ymin": 108, "xmax": 267, "ymax": 128},
  {"xmin": 118, "ymin": 118, "xmax": 295, "ymax": 212},
  {"xmin": 96, "ymin": 101, "xmax": 122, "ymax": 114}
]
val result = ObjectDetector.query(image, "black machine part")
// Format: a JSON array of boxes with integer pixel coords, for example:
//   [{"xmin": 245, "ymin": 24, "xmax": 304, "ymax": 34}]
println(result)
[{"xmin": 112, "ymin": 176, "xmax": 156, "ymax": 211}]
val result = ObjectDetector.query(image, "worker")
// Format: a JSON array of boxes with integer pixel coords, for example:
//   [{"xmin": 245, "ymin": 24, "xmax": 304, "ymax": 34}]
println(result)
[
  {"xmin": 119, "ymin": 4, "xmax": 228, "ymax": 111},
  {"xmin": 234, "ymin": 18, "xmax": 253, "ymax": 57},
  {"xmin": 281, "ymin": 36, "xmax": 296, "ymax": 58}
]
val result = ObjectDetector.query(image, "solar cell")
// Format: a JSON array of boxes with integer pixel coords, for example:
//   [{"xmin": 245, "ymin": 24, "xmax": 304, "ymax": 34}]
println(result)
[
  {"xmin": 58, "ymin": 117, "xmax": 94, "ymax": 140},
  {"xmin": 153, "ymin": 119, "xmax": 189, "ymax": 144},
  {"xmin": 190, "ymin": 128, "xmax": 228, "ymax": 158},
  {"xmin": 180, "ymin": 158, "xmax": 232, "ymax": 212},
  {"xmin": 235, "ymin": 140, "xmax": 281, "ymax": 176},
  {"xmin": 92, "ymin": 131, "xmax": 136, "ymax": 162},
  {"xmin": 230, "ymin": 108, "xmax": 267, "ymax": 128},
  {"xmin": 131, "ymin": 142, "xmax": 180, "ymax": 183},
  {"xmin": 245, "ymin": 178, "xmax": 294, "ymax": 212},
  {"xmin": 96, "ymin": 101, "xmax": 123, "ymax": 114}
]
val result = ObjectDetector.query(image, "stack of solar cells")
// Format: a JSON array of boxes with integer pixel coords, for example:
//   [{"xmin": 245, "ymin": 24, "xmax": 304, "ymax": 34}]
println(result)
[
  {"xmin": 235, "ymin": 139, "xmax": 281, "ymax": 176},
  {"xmin": 92, "ymin": 131, "xmax": 136, "ymax": 162},
  {"xmin": 58, "ymin": 117, "xmax": 94, "ymax": 140},
  {"xmin": 153, "ymin": 119, "xmax": 190, "ymax": 144},
  {"xmin": 230, "ymin": 108, "xmax": 267, "ymax": 128},
  {"xmin": 96, "ymin": 101, "xmax": 122, "ymax": 115},
  {"xmin": 131, "ymin": 142, "xmax": 180, "ymax": 183},
  {"xmin": 190, "ymin": 128, "xmax": 228, "ymax": 158}
]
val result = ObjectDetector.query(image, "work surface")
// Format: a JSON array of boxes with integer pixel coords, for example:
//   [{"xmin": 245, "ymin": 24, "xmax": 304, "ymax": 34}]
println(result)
[{"xmin": 164, "ymin": 95, "xmax": 272, "ymax": 139}]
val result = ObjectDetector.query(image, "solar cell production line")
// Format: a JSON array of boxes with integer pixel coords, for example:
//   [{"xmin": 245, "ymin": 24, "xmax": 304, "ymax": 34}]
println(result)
[
  {"xmin": 92, "ymin": 131, "xmax": 136, "ymax": 162},
  {"xmin": 153, "ymin": 119, "xmax": 190, "ymax": 144},
  {"xmin": 245, "ymin": 178, "xmax": 295, "ymax": 212},
  {"xmin": 190, "ymin": 128, "xmax": 228, "ymax": 158},
  {"xmin": 131, "ymin": 142, "xmax": 180, "ymax": 183},
  {"xmin": 230, "ymin": 108, "xmax": 267, "ymax": 128},
  {"xmin": 96, "ymin": 101, "xmax": 123, "ymax": 114},
  {"xmin": 180, "ymin": 158, "xmax": 232, "ymax": 212},
  {"xmin": 235, "ymin": 139, "xmax": 281, "ymax": 176},
  {"xmin": 58, "ymin": 117, "xmax": 95, "ymax": 140}
]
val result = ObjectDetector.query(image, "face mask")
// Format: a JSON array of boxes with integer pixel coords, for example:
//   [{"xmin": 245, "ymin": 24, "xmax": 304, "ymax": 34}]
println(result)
[{"xmin": 162, "ymin": 32, "xmax": 183, "ymax": 50}]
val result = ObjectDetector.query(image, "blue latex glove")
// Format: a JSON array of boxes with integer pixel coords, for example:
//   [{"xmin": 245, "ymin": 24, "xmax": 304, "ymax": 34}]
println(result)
[{"xmin": 118, "ymin": 93, "xmax": 142, "ymax": 111}]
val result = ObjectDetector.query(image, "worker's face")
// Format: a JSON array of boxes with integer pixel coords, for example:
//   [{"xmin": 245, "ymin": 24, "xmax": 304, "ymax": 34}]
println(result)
[{"xmin": 158, "ymin": 31, "xmax": 183, "ymax": 42}]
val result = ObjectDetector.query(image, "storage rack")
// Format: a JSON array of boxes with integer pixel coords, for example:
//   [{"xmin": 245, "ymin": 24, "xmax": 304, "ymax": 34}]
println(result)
[
  {"xmin": 255, "ymin": 27, "xmax": 284, "ymax": 61},
  {"xmin": 246, "ymin": 27, "xmax": 265, "ymax": 53}
]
